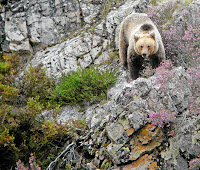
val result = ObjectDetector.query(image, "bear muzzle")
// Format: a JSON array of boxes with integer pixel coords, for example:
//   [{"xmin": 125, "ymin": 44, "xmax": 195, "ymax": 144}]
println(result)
[{"xmin": 142, "ymin": 53, "xmax": 147, "ymax": 58}]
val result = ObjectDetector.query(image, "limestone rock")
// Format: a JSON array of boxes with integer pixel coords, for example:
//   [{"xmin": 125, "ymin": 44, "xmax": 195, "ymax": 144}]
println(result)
[
  {"xmin": 106, "ymin": 122, "xmax": 128, "ymax": 144},
  {"xmin": 106, "ymin": 143, "xmax": 130, "ymax": 165},
  {"xmin": 42, "ymin": 105, "xmax": 84, "ymax": 124}
]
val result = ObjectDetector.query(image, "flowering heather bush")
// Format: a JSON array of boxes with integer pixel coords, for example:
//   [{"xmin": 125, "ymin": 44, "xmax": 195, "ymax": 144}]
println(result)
[
  {"xmin": 148, "ymin": 108, "xmax": 176, "ymax": 128},
  {"xmin": 189, "ymin": 157, "xmax": 200, "ymax": 170},
  {"xmin": 155, "ymin": 60, "xmax": 174, "ymax": 89},
  {"xmin": 148, "ymin": 2, "xmax": 200, "ymax": 68},
  {"xmin": 149, "ymin": 60, "xmax": 200, "ymax": 128},
  {"xmin": 147, "ymin": 60, "xmax": 176, "ymax": 128},
  {"xmin": 16, "ymin": 155, "xmax": 41, "ymax": 170}
]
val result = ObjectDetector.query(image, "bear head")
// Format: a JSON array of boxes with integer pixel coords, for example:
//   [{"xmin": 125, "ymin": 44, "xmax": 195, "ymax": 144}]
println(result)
[{"xmin": 134, "ymin": 32, "xmax": 157, "ymax": 58}]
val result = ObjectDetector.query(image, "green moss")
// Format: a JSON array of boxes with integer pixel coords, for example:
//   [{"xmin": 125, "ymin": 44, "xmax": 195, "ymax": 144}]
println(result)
[
  {"xmin": 97, "ymin": 51, "xmax": 103, "ymax": 56},
  {"xmin": 65, "ymin": 163, "xmax": 72, "ymax": 169}
]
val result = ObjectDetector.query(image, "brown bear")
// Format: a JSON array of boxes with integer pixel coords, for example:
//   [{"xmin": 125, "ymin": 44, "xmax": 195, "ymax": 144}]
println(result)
[{"xmin": 119, "ymin": 13, "xmax": 165, "ymax": 80}]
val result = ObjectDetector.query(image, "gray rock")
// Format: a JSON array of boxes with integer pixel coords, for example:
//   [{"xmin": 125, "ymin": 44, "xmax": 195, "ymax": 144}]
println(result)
[
  {"xmin": 106, "ymin": 143, "xmax": 130, "ymax": 164},
  {"xmin": 1, "ymin": 0, "xmax": 81, "ymax": 52},
  {"xmin": 161, "ymin": 110, "xmax": 200, "ymax": 168},
  {"xmin": 79, "ymin": 0, "xmax": 103, "ymax": 24},
  {"xmin": 0, "ymin": 9, "xmax": 5, "ymax": 50},
  {"xmin": 57, "ymin": 105, "xmax": 84, "ymax": 124},
  {"xmin": 42, "ymin": 105, "xmax": 84, "ymax": 124},
  {"xmin": 106, "ymin": 122, "xmax": 128, "ymax": 144}
]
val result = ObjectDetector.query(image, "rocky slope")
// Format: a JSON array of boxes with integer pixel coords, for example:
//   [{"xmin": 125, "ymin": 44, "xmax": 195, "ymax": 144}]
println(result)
[{"xmin": 0, "ymin": 0, "xmax": 200, "ymax": 169}]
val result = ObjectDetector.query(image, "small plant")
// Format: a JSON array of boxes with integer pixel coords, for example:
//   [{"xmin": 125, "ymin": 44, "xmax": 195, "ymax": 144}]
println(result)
[
  {"xmin": 16, "ymin": 154, "xmax": 41, "ymax": 170},
  {"xmin": 0, "ymin": 61, "xmax": 10, "ymax": 75},
  {"xmin": 148, "ymin": 108, "xmax": 176, "ymax": 128},
  {"xmin": 0, "ymin": 53, "xmax": 24, "ymax": 84},
  {"xmin": 55, "ymin": 66, "xmax": 117, "ymax": 105},
  {"xmin": 0, "ymin": 82, "xmax": 19, "ymax": 103},
  {"xmin": 189, "ymin": 157, "xmax": 200, "ymax": 170},
  {"xmin": 155, "ymin": 60, "xmax": 174, "ymax": 89},
  {"xmin": 20, "ymin": 65, "xmax": 56, "ymax": 106}
]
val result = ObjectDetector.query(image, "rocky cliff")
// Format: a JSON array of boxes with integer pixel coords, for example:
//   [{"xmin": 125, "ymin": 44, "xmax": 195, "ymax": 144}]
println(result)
[{"xmin": 0, "ymin": 0, "xmax": 200, "ymax": 169}]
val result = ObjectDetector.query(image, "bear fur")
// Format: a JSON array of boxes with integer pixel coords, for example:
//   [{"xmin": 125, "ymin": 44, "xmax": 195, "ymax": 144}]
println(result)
[{"xmin": 119, "ymin": 13, "xmax": 165, "ymax": 80}]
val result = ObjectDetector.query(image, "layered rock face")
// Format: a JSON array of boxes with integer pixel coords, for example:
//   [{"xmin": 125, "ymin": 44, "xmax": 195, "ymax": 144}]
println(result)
[{"xmin": 0, "ymin": 0, "xmax": 105, "ymax": 52}]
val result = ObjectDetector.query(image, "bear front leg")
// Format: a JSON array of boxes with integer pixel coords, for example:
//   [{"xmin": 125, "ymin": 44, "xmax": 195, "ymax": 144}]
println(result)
[
  {"xmin": 150, "ymin": 55, "xmax": 160, "ymax": 69},
  {"xmin": 151, "ymin": 43, "xmax": 166, "ymax": 69},
  {"xmin": 127, "ymin": 47, "xmax": 140, "ymax": 80}
]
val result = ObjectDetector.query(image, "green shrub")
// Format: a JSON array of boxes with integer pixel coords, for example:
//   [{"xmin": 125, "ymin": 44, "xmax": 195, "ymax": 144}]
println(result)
[
  {"xmin": 0, "ymin": 57, "xmax": 11, "ymax": 80},
  {"xmin": 0, "ymin": 61, "xmax": 10, "ymax": 74},
  {"xmin": 55, "ymin": 66, "xmax": 118, "ymax": 104},
  {"xmin": 0, "ymin": 83, "xmax": 19, "ymax": 103},
  {"xmin": 20, "ymin": 65, "xmax": 56, "ymax": 105}
]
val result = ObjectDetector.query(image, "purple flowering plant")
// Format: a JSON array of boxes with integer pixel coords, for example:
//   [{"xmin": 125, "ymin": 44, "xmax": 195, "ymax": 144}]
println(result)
[
  {"xmin": 16, "ymin": 154, "xmax": 41, "ymax": 170},
  {"xmin": 189, "ymin": 156, "xmax": 200, "ymax": 170},
  {"xmin": 148, "ymin": 108, "xmax": 176, "ymax": 128}
]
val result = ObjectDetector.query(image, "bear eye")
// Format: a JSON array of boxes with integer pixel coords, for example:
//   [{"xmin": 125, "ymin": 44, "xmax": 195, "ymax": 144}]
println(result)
[
  {"xmin": 140, "ymin": 46, "xmax": 143, "ymax": 49},
  {"xmin": 147, "ymin": 45, "xmax": 151, "ymax": 49}
]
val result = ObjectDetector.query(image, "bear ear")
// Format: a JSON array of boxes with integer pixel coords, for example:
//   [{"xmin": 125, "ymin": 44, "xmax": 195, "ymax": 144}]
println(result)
[
  {"xmin": 150, "ymin": 32, "xmax": 155, "ymax": 40},
  {"xmin": 134, "ymin": 34, "xmax": 140, "ymax": 42}
]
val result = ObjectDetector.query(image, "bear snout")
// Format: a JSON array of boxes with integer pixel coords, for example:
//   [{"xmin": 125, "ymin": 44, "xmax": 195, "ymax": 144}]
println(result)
[{"xmin": 142, "ymin": 53, "xmax": 147, "ymax": 58}]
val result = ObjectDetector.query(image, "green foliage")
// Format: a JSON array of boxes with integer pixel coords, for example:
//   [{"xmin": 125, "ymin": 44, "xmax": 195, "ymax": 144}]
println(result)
[
  {"xmin": 0, "ymin": 61, "xmax": 10, "ymax": 74},
  {"xmin": 65, "ymin": 163, "xmax": 72, "ymax": 170},
  {"xmin": 0, "ymin": 127, "xmax": 15, "ymax": 146},
  {"xmin": 0, "ymin": 55, "xmax": 11, "ymax": 80},
  {"xmin": 20, "ymin": 65, "xmax": 56, "ymax": 105},
  {"xmin": 55, "ymin": 66, "xmax": 117, "ymax": 104},
  {"xmin": 184, "ymin": 0, "xmax": 193, "ymax": 5},
  {"xmin": 0, "ymin": 82, "xmax": 19, "ymax": 103}
]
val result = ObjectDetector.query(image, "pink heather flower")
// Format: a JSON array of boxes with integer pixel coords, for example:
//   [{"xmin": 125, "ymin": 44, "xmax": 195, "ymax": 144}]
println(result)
[
  {"xmin": 16, "ymin": 155, "xmax": 41, "ymax": 170},
  {"xmin": 148, "ymin": 109, "xmax": 176, "ymax": 128},
  {"xmin": 189, "ymin": 158, "xmax": 200, "ymax": 170},
  {"xmin": 155, "ymin": 60, "xmax": 174, "ymax": 89}
]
